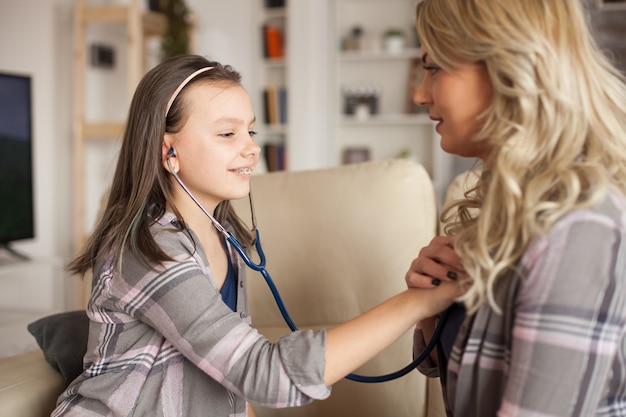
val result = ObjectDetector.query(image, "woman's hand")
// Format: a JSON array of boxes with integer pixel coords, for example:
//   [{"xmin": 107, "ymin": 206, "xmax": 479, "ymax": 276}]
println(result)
[
  {"xmin": 405, "ymin": 235, "xmax": 464, "ymax": 289},
  {"xmin": 322, "ymin": 237, "xmax": 469, "ymax": 386},
  {"xmin": 405, "ymin": 235, "xmax": 466, "ymax": 363}
]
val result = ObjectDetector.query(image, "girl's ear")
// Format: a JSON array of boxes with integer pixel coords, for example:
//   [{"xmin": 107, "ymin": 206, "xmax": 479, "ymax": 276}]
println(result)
[{"xmin": 162, "ymin": 136, "xmax": 178, "ymax": 174}]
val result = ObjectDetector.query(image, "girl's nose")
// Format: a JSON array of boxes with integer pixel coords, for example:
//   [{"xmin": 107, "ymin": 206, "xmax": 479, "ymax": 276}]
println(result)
[{"xmin": 245, "ymin": 137, "xmax": 261, "ymax": 158}]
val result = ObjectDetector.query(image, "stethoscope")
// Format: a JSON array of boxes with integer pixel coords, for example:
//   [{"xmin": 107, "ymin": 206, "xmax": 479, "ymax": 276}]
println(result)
[{"xmin": 166, "ymin": 149, "xmax": 448, "ymax": 383}]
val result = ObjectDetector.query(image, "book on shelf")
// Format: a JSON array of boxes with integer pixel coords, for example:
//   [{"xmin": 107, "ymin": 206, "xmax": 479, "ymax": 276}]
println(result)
[
  {"xmin": 267, "ymin": 85, "xmax": 278, "ymax": 125},
  {"xmin": 262, "ymin": 85, "xmax": 287, "ymax": 125},
  {"xmin": 278, "ymin": 87, "xmax": 287, "ymax": 125},
  {"xmin": 263, "ymin": 142, "xmax": 287, "ymax": 172},
  {"xmin": 262, "ymin": 89, "xmax": 270, "ymax": 124},
  {"xmin": 262, "ymin": 24, "xmax": 284, "ymax": 59}
]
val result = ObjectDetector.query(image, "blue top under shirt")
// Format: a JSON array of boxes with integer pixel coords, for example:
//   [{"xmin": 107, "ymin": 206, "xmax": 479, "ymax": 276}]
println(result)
[{"xmin": 220, "ymin": 243, "xmax": 237, "ymax": 311}]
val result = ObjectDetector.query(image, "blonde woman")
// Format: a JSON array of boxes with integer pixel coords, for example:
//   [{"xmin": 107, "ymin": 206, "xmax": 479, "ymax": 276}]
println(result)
[{"xmin": 405, "ymin": 0, "xmax": 626, "ymax": 415}]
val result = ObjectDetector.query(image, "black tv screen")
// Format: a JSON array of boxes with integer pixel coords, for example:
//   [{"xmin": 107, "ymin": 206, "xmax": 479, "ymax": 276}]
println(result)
[{"xmin": 0, "ymin": 72, "xmax": 34, "ymax": 245}]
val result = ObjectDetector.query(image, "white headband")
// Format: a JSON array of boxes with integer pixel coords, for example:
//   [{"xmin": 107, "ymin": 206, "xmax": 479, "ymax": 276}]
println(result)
[{"xmin": 165, "ymin": 66, "xmax": 214, "ymax": 117}]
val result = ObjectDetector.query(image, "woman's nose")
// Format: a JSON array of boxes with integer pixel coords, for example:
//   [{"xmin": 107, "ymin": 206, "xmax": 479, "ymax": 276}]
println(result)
[{"xmin": 413, "ymin": 76, "xmax": 431, "ymax": 108}]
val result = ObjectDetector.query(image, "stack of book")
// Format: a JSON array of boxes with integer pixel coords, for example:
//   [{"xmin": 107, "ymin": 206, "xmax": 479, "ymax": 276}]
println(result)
[
  {"xmin": 262, "ymin": 25, "xmax": 284, "ymax": 59},
  {"xmin": 263, "ymin": 143, "xmax": 287, "ymax": 171},
  {"xmin": 262, "ymin": 85, "xmax": 287, "ymax": 125}
]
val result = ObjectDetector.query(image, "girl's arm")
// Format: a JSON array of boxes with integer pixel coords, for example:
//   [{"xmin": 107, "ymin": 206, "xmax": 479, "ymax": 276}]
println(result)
[
  {"xmin": 113, "ymin": 227, "xmax": 464, "ymax": 406},
  {"xmin": 324, "ymin": 282, "xmax": 464, "ymax": 385}
]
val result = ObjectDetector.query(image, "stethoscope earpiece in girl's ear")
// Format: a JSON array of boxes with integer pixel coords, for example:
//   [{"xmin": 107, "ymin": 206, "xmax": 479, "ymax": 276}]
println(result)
[{"xmin": 166, "ymin": 148, "xmax": 178, "ymax": 174}]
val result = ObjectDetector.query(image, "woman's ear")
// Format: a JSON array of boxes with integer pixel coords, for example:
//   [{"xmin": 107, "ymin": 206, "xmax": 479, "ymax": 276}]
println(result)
[{"xmin": 162, "ymin": 137, "xmax": 178, "ymax": 174}]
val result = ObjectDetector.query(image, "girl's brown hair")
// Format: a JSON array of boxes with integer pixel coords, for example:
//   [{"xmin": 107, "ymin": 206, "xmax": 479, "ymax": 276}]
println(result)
[{"xmin": 68, "ymin": 55, "xmax": 254, "ymax": 276}]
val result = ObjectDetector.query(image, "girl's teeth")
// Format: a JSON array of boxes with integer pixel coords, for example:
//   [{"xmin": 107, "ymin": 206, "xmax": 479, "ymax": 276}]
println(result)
[{"xmin": 237, "ymin": 168, "xmax": 251, "ymax": 174}]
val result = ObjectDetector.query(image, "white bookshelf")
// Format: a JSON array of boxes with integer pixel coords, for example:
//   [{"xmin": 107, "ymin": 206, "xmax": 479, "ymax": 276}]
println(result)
[{"xmin": 250, "ymin": 0, "xmax": 461, "ymax": 199}]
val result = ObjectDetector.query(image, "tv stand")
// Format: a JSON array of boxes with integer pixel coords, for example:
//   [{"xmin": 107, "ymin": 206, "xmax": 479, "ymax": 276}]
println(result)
[{"xmin": 0, "ymin": 243, "xmax": 30, "ymax": 262}]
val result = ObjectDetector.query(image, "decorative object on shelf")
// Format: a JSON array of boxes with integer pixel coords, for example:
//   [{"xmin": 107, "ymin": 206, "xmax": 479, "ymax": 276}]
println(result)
[
  {"xmin": 354, "ymin": 102, "xmax": 370, "ymax": 121},
  {"xmin": 362, "ymin": 34, "xmax": 382, "ymax": 53},
  {"xmin": 160, "ymin": 0, "xmax": 193, "ymax": 58},
  {"xmin": 89, "ymin": 43, "xmax": 115, "ymax": 69},
  {"xmin": 342, "ymin": 25, "xmax": 364, "ymax": 51},
  {"xmin": 342, "ymin": 84, "xmax": 380, "ymax": 117},
  {"xmin": 342, "ymin": 147, "xmax": 371, "ymax": 165},
  {"xmin": 383, "ymin": 28, "xmax": 406, "ymax": 54},
  {"xmin": 396, "ymin": 147, "xmax": 418, "ymax": 163}
]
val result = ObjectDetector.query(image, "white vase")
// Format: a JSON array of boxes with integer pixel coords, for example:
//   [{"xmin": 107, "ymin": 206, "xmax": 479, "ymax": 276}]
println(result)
[{"xmin": 384, "ymin": 36, "xmax": 405, "ymax": 55}]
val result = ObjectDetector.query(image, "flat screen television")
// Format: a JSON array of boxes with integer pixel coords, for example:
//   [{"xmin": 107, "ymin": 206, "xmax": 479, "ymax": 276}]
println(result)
[{"xmin": 0, "ymin": 71, "xmax": 34, "ymax": 255}]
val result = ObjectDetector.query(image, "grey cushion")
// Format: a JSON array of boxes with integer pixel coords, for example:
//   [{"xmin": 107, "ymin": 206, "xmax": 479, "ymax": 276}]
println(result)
[{"xmin": 27, "ymin": 310, "xmax": 89, "ymax": 387}]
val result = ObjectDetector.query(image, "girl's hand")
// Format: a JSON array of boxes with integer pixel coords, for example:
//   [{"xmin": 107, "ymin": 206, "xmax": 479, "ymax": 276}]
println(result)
[{"xmin": 405, "ymin": 235, "xmax": 465, "ymax": 289}]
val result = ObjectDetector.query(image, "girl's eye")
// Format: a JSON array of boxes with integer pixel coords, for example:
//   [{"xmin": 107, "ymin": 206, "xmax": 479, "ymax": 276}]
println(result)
[
  {"xmin": 249, "ymin": 130, "xmax": 258, "ymax": 137},
  {"xmin": 219, "ymin": 132, "xmax": 235, "ymax": 138},
  {"xmin": 423, "ymin": 64, "xmax": 440, "ymax": 74}
]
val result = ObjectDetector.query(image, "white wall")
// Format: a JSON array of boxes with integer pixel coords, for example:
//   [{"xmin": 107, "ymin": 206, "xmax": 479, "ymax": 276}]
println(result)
[{"xmin": 187, "ymin": 0, "xmax": 255, "ymax": 92}]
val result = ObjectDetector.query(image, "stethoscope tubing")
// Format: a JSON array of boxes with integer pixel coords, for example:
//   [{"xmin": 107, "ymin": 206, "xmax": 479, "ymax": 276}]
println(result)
[
  {"xmin": 226, "ymin": 231, "xmax": 298, "ymax": 332},
  {"xmin": 231, "ymin": 229, "xmax": 447, "ymax": 383},
  {"xmin": 168, "ymin": 159, "xmax": 444, "ymax": 383}
]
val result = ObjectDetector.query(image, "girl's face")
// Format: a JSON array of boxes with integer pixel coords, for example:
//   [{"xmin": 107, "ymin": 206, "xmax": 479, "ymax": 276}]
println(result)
[
  {"xmin": 163, "ymin": 82, "xmax": 260, "ymax": 210},
  {"xmin": 413, "ymin": 48, "xmax": 493, "ymax": 160}
]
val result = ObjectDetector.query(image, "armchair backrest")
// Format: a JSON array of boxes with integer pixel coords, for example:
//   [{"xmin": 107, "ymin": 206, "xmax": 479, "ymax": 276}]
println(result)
[{"xmin": 233, "ymin": 159, "xmax": 444, "ymax": 417}]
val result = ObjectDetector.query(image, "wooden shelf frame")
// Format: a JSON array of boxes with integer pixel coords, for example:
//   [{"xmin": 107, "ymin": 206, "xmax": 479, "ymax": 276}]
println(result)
[{"xmin": 72, "ymin": 0, "xmax": 167, "ymax": 252}]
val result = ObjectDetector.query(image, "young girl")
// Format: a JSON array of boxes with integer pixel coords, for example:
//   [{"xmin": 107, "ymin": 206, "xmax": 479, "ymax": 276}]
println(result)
[
  {"xmin": 405, "ymin": 0, "xmax": 626, "ymax": 416},
  {"xmin": 53, "ymin": 55, "xmax": 462, "ymax": 416}
]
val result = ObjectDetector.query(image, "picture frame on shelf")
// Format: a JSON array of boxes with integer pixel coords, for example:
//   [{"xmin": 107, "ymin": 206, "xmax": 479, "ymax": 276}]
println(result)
[{"xmin": 342, "ymin": 147, "xmax": 371, "ymax": 165}]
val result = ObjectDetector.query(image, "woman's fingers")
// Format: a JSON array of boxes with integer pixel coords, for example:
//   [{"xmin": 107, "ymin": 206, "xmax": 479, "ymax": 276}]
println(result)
[
  {"xmin": 405, "ymin": 235, "xmax": 464, "ymax": 288},
  {"xmin": 418, "ymin": 235, "xmax": 462, "ymax": 270}
]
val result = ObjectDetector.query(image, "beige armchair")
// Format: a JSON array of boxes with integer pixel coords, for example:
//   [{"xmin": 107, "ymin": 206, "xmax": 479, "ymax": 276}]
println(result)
[
  {"xmin": 235, "ymin": 159, "xmax": 445, "ymax": 417},
  {"xmin": 0, "ymin": 159, "xmax": 447, "ymax": 417}
]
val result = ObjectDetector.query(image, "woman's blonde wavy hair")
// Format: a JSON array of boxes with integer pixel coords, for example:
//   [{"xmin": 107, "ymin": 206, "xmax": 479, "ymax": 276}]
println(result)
[{"xmin": 416, "ymin": 0, "xmax": 626, "ymax": 313}]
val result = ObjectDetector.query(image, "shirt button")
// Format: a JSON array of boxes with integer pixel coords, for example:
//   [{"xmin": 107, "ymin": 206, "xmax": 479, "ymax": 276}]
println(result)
[
  {"xmin": 239, "ymin": 281, "xmax": 244, "ymax": 288},
  {"xmin": 240, "ymin": 312, "xmax": 247, "ymax": 319}
]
